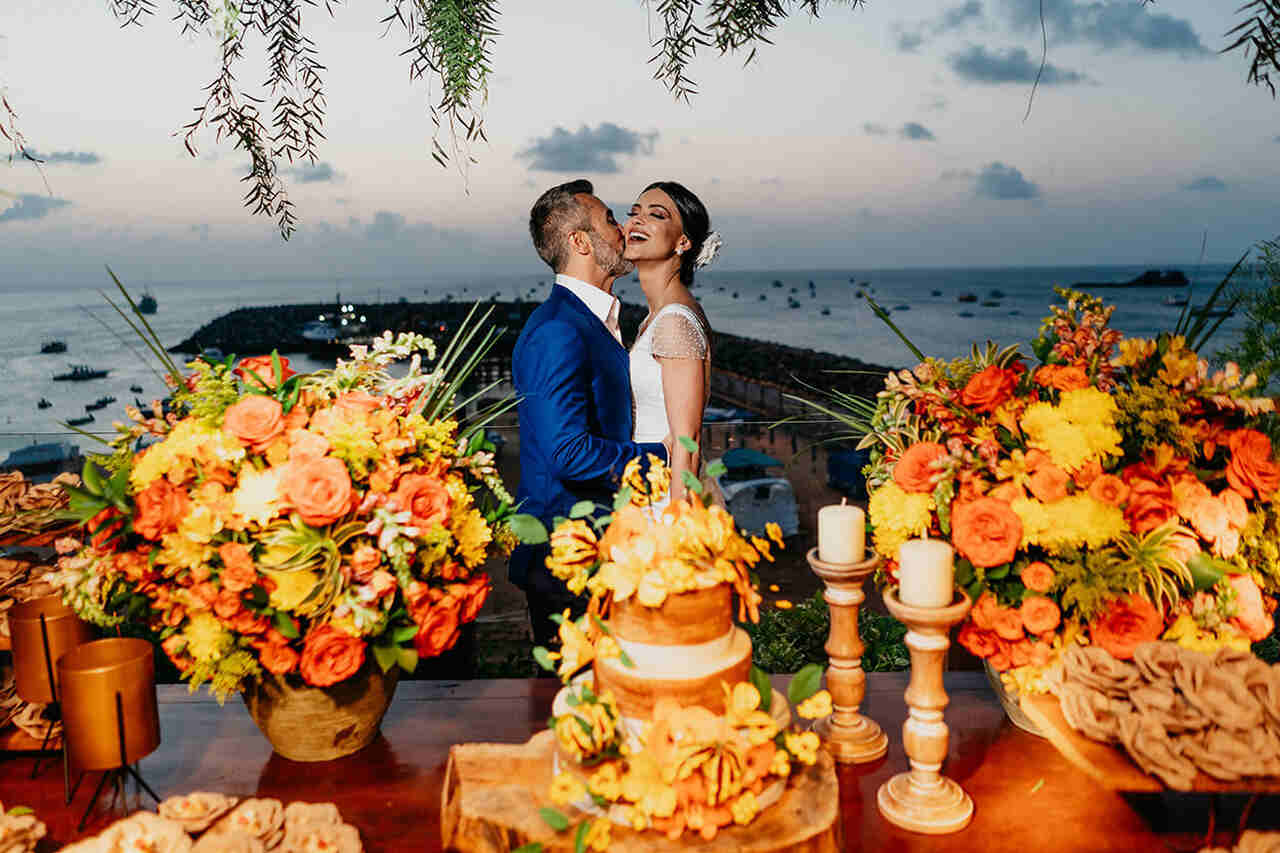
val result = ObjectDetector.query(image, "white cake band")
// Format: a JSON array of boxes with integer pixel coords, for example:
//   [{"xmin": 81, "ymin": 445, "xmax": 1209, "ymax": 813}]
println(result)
[{"xmin": 611, "ymin": 627, "xmax": 747, "ymax": 679}]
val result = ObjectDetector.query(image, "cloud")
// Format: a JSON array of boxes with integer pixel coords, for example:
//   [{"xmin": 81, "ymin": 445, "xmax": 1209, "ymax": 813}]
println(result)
[
  {"xmin": 365, "ymin": 210, "xmax": 407, "ymax": 240},
  {"xmin": 941, "ymin": 168, "xmax": 975, "ymax": 180},
  {"xmin": 949, "ymin": 45, "xmax": 1088, "ymax": 84},
  {"xmin": 975, "ymin": 162, "xmax": 1040, "ymax": 199},
  {"xmin": 0, "ymin": 194, "xmax": 72, "ymax": 223},
  {"xmin": 897, "ymin": 32, "xmax": 925, "ymax": 53},
  {"xmin": 285, "ymin": 162, "xmax": 342, "ymax": 183},
  {"xmin": 922, "ymin": 94, "xmax": 949, "ymax": 112},
  {"xmin": 20, "ymin": 149, "xmax": 101, "ymax": 165},
  {"xmin": 1181, "ymin": 176, "xmax": 1227, "ymax": 192},
  {"xmin": 900, "ymin": 122, "xmax": 936, "ymax": 141},
  {"xmin": 1001, "ymin": 0, "xmax": 1205, "ymax": 55},
  {"xmin": 894, "ymin": 1, "xmax": 983, "ymax": 51},
  {"xmin": 1274, "ymin": 135, "xmax": 1280, "ymax": 143},
  {"xmin": 517, "ymin": 123, "xmax": 658, "ymax": 173},
  {"xmin": 863, "ymin": 122, "xmax": 889, "ymax": 136}
]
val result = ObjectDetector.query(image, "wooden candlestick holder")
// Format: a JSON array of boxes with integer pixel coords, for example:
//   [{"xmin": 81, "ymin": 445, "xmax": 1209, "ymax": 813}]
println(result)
[
  {"xmin": 877, "ymin": 586, "xmax": 973, "ymax": 835},
  {"xmin": 805, "ymin": 547, "xmax": 888, "ymax": 764}
]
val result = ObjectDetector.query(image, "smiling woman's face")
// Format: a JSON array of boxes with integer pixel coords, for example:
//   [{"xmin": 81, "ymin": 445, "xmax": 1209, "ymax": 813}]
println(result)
[{"xmin": 623, "ymin": 188, "xmax": 689, "ymax": 262}]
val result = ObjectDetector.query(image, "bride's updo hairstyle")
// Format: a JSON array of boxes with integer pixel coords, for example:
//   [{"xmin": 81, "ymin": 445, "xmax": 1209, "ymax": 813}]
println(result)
[{"xmin": 644, "ymin": 181, "xmax": 710, "ymax": 286}]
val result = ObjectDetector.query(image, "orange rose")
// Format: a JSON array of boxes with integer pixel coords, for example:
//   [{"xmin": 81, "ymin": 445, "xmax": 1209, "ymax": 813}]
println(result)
[
  {"xmin": 1028, "ymin": 463, "xmax": 1069, "ymax": 503},
  {"xmin": 162, "ymin": 635, "xmax": 191, "ymax": 673},
  {"xmin": 114, "ymin": 549, "xmax": 155, "ymax": 584},
  {"xmin": 223, "ymin": 395, "xmax": 285, "ymax": 452},
  {"xmin": 235, "ymin": 354, "xmax": 296, "ymax": 390},
  {"xmin": 1008, "ymin": 640, "xmax": 1033, "ymax": 669},
  {"xmin": 1087, "ymin": 474, "xmax": 1129, "ymax": 507},
  {"xmin": 404, "ymin": 580, "xmax": 435, "ymax": 626},
  {"xmin": 1185, "ymin": 494, "xmax": 1229, "ymax": 543},
  {"xmin": 1226, "ymin": 429, "xmax": 1280, "ymax": 499},
  {"xmin": 288, "ymin": 430, "xmax": 330, "ymax": 462},
  {"xmin": 347, "ymin": 544, "xmax": 382, "ymax": 582},
  {"xmin": 951, "ymin": 497, "xmax": 1022, "ymax": 568},
  {"xmin": 1089, "ymin": 595, "xmax": 1163, "ymax": 660},
  {"xmin": 1020, "ymin": 596, "xmax": 1061, "ymax": 634},
  {"xmin": 893, "ymin": 442, "xmax": 948, "ymax": 494},
  {"xmin": 213, "ymin": 588, "xmax": 244, "ymax": 621},
  {"xmin": 414, "ymin": 598, "xmax": 462, "ymax": 659},
  {"xmin": 1121, "ymin": 474, "xmax": 1176, "ymax": 535},
  {"xmin": 986, "ymin": 639, "xmax": 1013, "ymax": 671},
  {"xmin": 960, "ymin": 365, "xmax": 1020, "ymax": 414},
  {"xmin": 454, "ymin": 576, "xmax": 491, "ymax": 624},
  {"xmin": 229, "ymin": 609, "xmax": 269, "ymax": 636},
  {"xmin": 133, "ymin": 479, "xmax": 191, "ymax": 541},
  {"xmin": 987, "ymin": 481, "xmax": 1025, "ymax": 504},
  {"xmin": 1028, "ymin": 640, "xmax": 1053, "ymax": 667},
  {"xmin": 992, "ymin": 606, "xmax": 1026, "ymax": 641},
  {"xmin": 88, "ymin": 506, "xmax": 126, "ymax": 551},
  {"xmin": 390, "ymin": 472, "xmax": 452, "ymax": 530},
  {"xmin": 332, "ymin": 391, "xmax": 382, "ymax": 419},
  {"xmin": 299, "ymin": 624, "xmax": 366, "ymax": 687},
  {"xmin": 970, "ymin": 591, "xmax": 1000, "ymax": 630},
  {"xmin": 188, "ymin": 582, "xmax": 217, "ymax": 610},
  {"xmin": 217, "ymin": 542, "xmax": 259, "ymax": 592},
  {"xmin": 1227, "ymin": 574, "xmax": 1273, "ymax": 642},
  {"xmin": 257, "ymin": 637, "xmax": 301, "ymax": 675},
  {"xmin": 282, "ymin": 456, "xmax": 354, "ymax": 527},
  {"xmin": 1033, "ymin": 364, "xmax": 1089, "ymax": 392},
  {"xmin": 1020, "ymin": 561, "xmax": 1055, "ymax": 593},
  {"xmin": 957, "ymin": 623, "xmax": 999, "ymax": 658}
]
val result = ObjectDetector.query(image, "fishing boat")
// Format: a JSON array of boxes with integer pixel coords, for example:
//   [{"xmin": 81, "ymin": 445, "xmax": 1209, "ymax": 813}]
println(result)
[
  {"xmin": 53, "ymin": 365, "xmax": 109, "ymax": 382},
  {"xmin": 138, "ymin": 290, "xmax": 158, "ymax": 314},
  {"xmin": 772, "ymin": 280, "xmax": 783, "ymax": 288},
  {"xmin": 1162, "ymin": 294, "xmax": 1189, "ymax": 307},
  {"xmin": 130, "ymin": 384, "xmax": 143, "ymax": 393},
  {"xmin": 820, "ymin": 307, "xmax": 831, "ymax": 316},
  {"xmin": 36, "ymin": 398, "xmax": 52, "ymax": 410},
  {"xmin": 66, "ymin": 413, "xmax": 95, "ymax": 426},
  {"xmin": 85, "ymin": 395, "xmax": 117, "ymax": 412},
  {"xmin": 958, "ymin": 292, "xmax": 978, "ymax": 303},
  {"xmin": 40, "ymin": 340, "xmax": 67, "ymax": 354}
]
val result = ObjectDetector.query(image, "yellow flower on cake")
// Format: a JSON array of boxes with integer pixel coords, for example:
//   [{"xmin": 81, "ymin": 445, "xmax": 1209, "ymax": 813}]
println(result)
[
  {"xmin": 595, "ymin": 634, "xmax": 622, "ymax": 662},
  {"xmin": 784, "ymin": 731, "xmax": 820, "ymax": 766},
  {"xmin": 588, "ymin": 762, "xmax": 622, "ymax": 801},
  {"xmin": 722, "ymin": 683, "xmax": 777, "ymax": 746},
  {"xmin": 635, "ymin": 570, "xmax": 671, "ymax": 608},
  {"xmin": 547, "ymin": 610, "xmax": 595, "ymax": 680},
  {"xmin": 549, "ymin": 772, "xmax": 587, "ymax": 807},
  {"xmin": 583, "ymin": 818, "xmax": 611, "ymax": 852},
  {"xmin": 769, "ymin": 749, "xmax": 791, "ymax": 777},
  {"xmin": 731, "ymin": 791, "xmax": 759, "ymax": 826},
  {"xmin": 797, "ymin": 689, "xmax": 833, "ymax": 720},
  {"xmin": 547, "ymin": 519, "xmax": 598, "ymax": 592},
  {"xmin": 620, "ymin": 753, "xmax": 676, "ymax": 819}
]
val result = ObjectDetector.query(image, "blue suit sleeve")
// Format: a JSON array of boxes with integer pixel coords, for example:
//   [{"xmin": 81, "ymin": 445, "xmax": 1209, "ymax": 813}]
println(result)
[{"xmin": 519, "ymin": 321, "xmax": 666, "ymax": 483}]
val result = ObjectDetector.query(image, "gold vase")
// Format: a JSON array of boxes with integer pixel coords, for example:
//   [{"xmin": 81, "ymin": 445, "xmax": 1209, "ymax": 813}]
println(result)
[
  {"xmin": 57, "ymin": 638, "xmax": 161, "ymax": 771},
  {"xmin": 8, "ymin": 594, "xmax": 96, "ymax": 704},
  {"xmin": 241, "ymin": 663, "xmax": 400, "ymax": 762}
]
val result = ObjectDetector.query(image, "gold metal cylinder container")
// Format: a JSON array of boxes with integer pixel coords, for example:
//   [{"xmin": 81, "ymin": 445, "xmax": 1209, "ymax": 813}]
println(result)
[
  {"xmin": 8, "ymin": 594, "xmax": 96, "ymax": 704},
  {"xmin": 57, "ymin": 638, "xmax": 161, "ymax": 771}
]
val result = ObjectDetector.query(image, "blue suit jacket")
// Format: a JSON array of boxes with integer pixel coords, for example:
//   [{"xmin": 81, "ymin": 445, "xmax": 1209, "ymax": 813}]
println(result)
[{"xmin": 508, "ymin": 284, "xmax": 666, "ymax": 587}]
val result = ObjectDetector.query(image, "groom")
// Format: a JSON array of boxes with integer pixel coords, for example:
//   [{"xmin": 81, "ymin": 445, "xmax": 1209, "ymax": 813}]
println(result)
[{"xmin": 510, "ymin": 179, "xmax": 668, "ymax": 647}]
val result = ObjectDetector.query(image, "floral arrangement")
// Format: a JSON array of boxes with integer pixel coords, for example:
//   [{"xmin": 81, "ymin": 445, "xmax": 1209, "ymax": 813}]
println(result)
[
  {"xmin": 53, "ymin": 318, "xmax": 518, "ymax": 698},
  {"xmin": 852, "ymin": 290, "xmax": 1278, "ymax": 693}
]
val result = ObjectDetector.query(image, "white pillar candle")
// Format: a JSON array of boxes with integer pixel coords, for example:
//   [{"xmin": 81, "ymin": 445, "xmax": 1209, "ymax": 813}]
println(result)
[
  {"xmin": 897, "ymin": 538, "xmax": 955, "ymax": 608},
  {"xmin": 817, "ymin": 498, "xmax": 865, "ymax": 564}
]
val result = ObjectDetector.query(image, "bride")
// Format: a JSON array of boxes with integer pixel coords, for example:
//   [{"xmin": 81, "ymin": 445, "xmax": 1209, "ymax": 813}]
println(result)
[{"xmin": 622, "ymin": 181, "xmax": 721, "ymax": 504}]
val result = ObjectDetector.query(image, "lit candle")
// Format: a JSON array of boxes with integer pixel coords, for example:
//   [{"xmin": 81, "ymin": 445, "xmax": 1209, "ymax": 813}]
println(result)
[
  {"xmin": 817, "ymin": 498, "xmax": 865, "ymax": 564},
  {"xmin": 897, "ymin": 538, "xmax": 955, "ymax": 608}
]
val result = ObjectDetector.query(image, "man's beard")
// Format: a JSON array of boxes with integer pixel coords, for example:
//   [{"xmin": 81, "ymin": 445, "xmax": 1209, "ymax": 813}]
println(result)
[{"xmin": 588, "ymin": 230, "xmax": 634, "ymax": 277}]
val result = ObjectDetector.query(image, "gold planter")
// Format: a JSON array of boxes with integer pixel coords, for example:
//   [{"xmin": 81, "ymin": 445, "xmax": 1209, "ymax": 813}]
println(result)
[
  {"xmin": 8, "ymin": 594, "xmax": 96, "ymax": 704},
  {"xmin": 241, "ymin": 664, "xmax": 400, "ymax": 762},
  {"xmin": 57, "ymin": 638, "xmax": 161, "ymax": 771}
]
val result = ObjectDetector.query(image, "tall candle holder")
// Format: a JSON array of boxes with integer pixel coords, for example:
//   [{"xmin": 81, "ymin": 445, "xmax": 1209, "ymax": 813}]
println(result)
[
  {"xmin": 806, "ymin": 547, "xmax": 888, "ymax": 763},
  {"xmin": 877, "ymin": 586, "xmax": 973, "ymax": 834}
]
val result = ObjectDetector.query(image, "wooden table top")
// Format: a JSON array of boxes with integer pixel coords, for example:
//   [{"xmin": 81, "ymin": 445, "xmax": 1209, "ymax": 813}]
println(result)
[{"xmin": 1, "ymin": 672, "xmax": 1275, "ymax": 852}]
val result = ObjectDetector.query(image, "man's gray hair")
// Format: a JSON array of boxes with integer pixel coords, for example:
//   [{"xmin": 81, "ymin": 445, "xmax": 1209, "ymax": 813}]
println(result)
[{"xmin": 529, "ymin": 179, "xmax": 594, "ymax": 272}]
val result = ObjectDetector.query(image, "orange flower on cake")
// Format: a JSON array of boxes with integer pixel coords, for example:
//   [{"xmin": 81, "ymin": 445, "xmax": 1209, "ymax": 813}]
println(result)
[
  {"xmin": 282, "ymin": 456, "xmax": 354, "ymax": 527},
  {"xmin": 950, "ymin": 497, "xmax": 1022, "ymax": 568},
  {"xmin": 1089, "ymin": 595, "xmax": 1163, "ymax": 660},
  {"xmin": 234, "ymin": 355, "xmax": 296, "ymax": 390},
  {"xmin": 299, "ymin": 624, "xmax": 366, "ymax": 687},
  {"xmin": 1225, "ymin": 428, "xmax": 1280, "ymax": 499},
  {"xmin": 223, "ymin": 395, "xmax": 286, "ymax": 452}
]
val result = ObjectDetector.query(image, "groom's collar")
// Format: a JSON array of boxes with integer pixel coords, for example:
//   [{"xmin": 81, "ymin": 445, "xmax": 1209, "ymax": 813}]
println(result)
[{"xmin": 555, "ymin": 273, "xmax": 620, "ymax": 342}]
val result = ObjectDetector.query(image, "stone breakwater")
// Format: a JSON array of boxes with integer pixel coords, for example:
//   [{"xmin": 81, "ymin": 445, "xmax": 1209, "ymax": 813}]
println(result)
[{"xmin": 172, "ymin": 300, "xmax": 894, "ymax": 409}]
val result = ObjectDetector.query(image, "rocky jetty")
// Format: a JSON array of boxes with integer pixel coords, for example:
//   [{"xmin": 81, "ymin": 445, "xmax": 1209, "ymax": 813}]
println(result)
[{"xmin": 1073, "ymin": 269, "xmax": 1189, "ymax": 288}]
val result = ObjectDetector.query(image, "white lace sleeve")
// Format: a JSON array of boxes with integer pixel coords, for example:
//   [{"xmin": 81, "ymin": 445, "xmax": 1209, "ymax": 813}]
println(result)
[{"xmin": 650, "ymin": 307, "xmax": 708, "ymax": 360}]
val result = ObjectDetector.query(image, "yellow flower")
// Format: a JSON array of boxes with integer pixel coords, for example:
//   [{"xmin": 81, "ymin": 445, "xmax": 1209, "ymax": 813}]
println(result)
[
  {"xmin": 785, "ymin": 731, "xmax": 821, "ymax": 766},
  {"xmin": 184, "ymin": 612, "xmax": 233, "ymax": 662},
  {"xmin": 769, "ymin": 749, "xmax": 792, "ymax": 777},
  {"xmin": 635, "ymin": 570, "xmax": 670, "ymax": 608},
  {"xmin": 262, "ymin": 569, "xmax": 321, "ymax": 613},
  {"xmin": 766, "ymin": 522, "xmax": 784, "ymax": 547},
  {"xmin": 588, "ymin": 762, "xmax": 622, "ymax": 801},
  {"xmin": 1011, "ymin": 494, "xmax": 1126, "ymax": 554},
  {"xmin": 178, "ymin": 503, "xmax": 223, "ymax": 544},
  {"xmin": 595, "ymin": 635, "xmax": 622, "ymax": 662},
  {"xmin": 722, "ymin": 683, "xmax": 778, "ymax": 745},
  {"xmin": 231, "ymin": 466, "xmax": 283, "ymax": 528},
  {"xmin": 549, "ymin": 772, "xmax": 587, "ymax": 807},
  {"xmin": 583, "ymin": 818, "xmax": 611, "ymax": 852},
  {"xmin": 730, "ymin": 791, "xmax": 759, "ymax": 825},
  {"xmin": 547, "ymin": 519, "xmax": 599, "ymax": 588},
  {"xmin": 797, "ymin": 689, "xmax": 833, "ymax": 720},
  {"xmin": 1158, "ymin": 339, "xmax": 1199, "ymax": 386},
  {"xmin": 868, "ymin": 482, "xmax": 934, "ymax": 560},
  {"xmin": 550, "ymin": 611, "xmax": 595, "ymax": 681},
  {"xmin": 1020, "ymin": 389, "xmax": 1121, "ymax": 473},
  {"xmin": 130, "ymin": 420, "xmax": 233, "ymax": 490},
  {"xmin": 452, "ymin": 508, "xmax": 492, "ymax": 569},
  {"xmin": 774, "ymin": 599, "xmax": 793, "ymax": 610},
  {"xmin": 768, "ymin": 584, "xmax": 780, "ymax": 592},
  {"xmin": 553, "ymin": 693, "xmax": 619, "ymax": 762},
  {"xmin": 157, "ymin": 532, "xmax": 212, "ymax": 573},
  {"xmin": 1115, "ymin": 337, "xmax": 1156, "ymax": 367}
]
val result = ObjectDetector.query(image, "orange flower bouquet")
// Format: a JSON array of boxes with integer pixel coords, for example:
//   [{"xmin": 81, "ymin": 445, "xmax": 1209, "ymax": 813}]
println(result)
[
  {"xmin": 53, "ymin": 310, "xmax": 518, "ymax": 699},
  {"xmin": 832, "ymin": 289, "xmax": 1279, "ymax": 693}
]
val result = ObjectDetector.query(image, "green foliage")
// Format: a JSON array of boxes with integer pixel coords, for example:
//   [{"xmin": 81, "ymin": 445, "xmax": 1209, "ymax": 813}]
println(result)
[
  {"xmin": 744, "ymin": 591, "xmax": 907, "ymax": 673},
  {"xmin": 786, "ymin": 663, "xmax": 824, "ymax": 705},
  {"xmin": 1219, "ymin": 237, "xmax": 1280, "ymax": 397},
  {"xmin": 1255, "ymin": 623, "xmax": 1280, "ymax": 664}
]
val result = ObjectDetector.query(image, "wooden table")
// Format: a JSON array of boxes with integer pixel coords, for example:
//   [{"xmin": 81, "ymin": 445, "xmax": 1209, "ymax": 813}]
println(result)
[{"xmin": 1, "ymin": 673, "xmax": 1276, "ymax": 852}]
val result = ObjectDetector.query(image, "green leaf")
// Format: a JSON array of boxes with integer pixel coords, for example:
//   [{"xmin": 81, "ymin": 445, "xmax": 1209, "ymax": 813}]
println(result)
[
  {"xmin": 272, "ymin": 611, "xmax": 300, "ymax": 639},
  {"xmin": 954, "ymin": 558, "xmax": 975, "ymax": 587},
  {"xmin": 574, "ymin": 820, "xmax": 591, "ymax": 853},
  {"xmin": 612, "ymin": 487, "xmax": 634, "ymax": 511},
  {"xmin": 507, "ymin": 513, "xmax": 548, "ymax": 545},
  {"xmin": 593, "ymin": 513, "xmax": 613, "ymax": 531},
  {"xmin": 787, "ymin": 663, "xmax": 824, "ymax": 706},
  {"xmin": 569, "ymin": 500, "xmax": 595, "ymax": 519},
  {"xmin": 677, "ymin": 435, "xmax": 699, "ymax": 454},
  {"xmin": 391, "ymin": 624, "xmax": 420, "ymax": 644},
  {"xmin": 549, "ymin": 611, "xmax": 567, "ymax": 626},
  {"xmin": 373, "ymin": 643, "xmax": 398, "ymax": 673},
  {"xmin": 512, "ymin": 845, "xmax": 544, "ymax": 853},
  {"xmin": 987, "ymin": 564, "xmax": 1009, "ymax": 580},
  {"xmin": 618, "ymin": 649, "xmax": 635, "ymax": 669},
  {"xmin": 589, "ymin": 613, "xmax": 612, "ymax": 636},
  {"xmin": 533, "ymin": 646, "xmax": 556, "ymax": 672},
  {"xmin": 539, "ymin": 807, "xmax": 570, "ymax": 832},
  {"xmin": 81, "ymin": 460, "xmax": 105, "ymax": 495},
  {"xmin": 397, "ymin": 647, "xmax": 419, "ymax": 672},
  {"xmin": 705, "ymin": 461, "xmax": 727, "ymax": 478},
  {"xmin": 750, "ymin": 665, "xmax": 773, "ymax": 713},
  {"xmin": 6, "ymin": 807, "xmax": 33, "ymax": 817},
  {"xmin": 681, "ymin": 470, "xmax": 703, "ymax": 495},
  {"xmin": 565, "ymin": 692, "xmax": 580, "ymax": 707}
]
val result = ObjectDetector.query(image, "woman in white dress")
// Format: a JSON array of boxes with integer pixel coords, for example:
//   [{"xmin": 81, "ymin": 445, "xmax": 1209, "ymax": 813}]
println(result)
[{"xmin": 622, "ymin": 181, "xmax": 722, "ymax": 504}]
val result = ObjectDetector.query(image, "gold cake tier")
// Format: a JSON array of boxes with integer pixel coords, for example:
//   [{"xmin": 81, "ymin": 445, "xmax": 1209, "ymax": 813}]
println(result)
[
  {"xmin": 592, "ymin": 626, "xmax": 753, "ymax": 718},
  {"xmin": 608, "ymin": 584, "xmax": 734, "ymax": 646}
]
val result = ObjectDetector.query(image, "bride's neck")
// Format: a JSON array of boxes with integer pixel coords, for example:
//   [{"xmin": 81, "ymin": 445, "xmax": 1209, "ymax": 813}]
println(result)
[{"xmin": 635, "ymin": 258, "xmax": 682, "ymax": 313}]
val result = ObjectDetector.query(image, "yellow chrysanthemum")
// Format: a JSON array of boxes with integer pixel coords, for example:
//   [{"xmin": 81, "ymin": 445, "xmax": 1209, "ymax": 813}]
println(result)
[
  {"xmin": 184, "ymin": 612, "xmax": 233, "ymax": 662},
  {"xmin": 231, "ymin": 466, "xmax": 284, "ymax": 528},
  {"xmin": 130, "ymin": 420, "xmax": 224, "ymax": 490},
  {"xmin": 1011, "ymin": 494, "xmax": 1127, "ymax": 554},
  {"xmin": 452, "ymin": 508, "xmax": 492, "ymax": 569},
  {"xmin": 262, "ymin": 569, "xmax": 321, "ymax": 613},
  {"xmin": 868, "ymin": 482, "xmax": 934, "ymax": 560},
  {"xmin": 157, "ymin": 532, "xmax": 213, "ymax": 573},
  {"xmin": 313, "ymin": 410, "xmax": 382, "ymax": 477},
  {"xmin": 1020, "ymin": 389, "xmax": 1121, "ymax": 473},
  {"xmin": 178, "ymin": 503, "xmax": 223, "ymax": 544}
]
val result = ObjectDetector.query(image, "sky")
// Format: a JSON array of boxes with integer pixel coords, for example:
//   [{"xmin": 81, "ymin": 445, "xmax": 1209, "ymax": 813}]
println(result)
[{"xmin": 0, "ymin": 0, "xmax": 1277, "ymax": 284}]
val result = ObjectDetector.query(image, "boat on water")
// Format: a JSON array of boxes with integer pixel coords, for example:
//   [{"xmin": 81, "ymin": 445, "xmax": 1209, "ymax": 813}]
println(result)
[
  {"xmin": 989, "ymin": 288, "xmax": 1006, "ymax": 299},
  {"xmin": 958, "ymin": 311, "xmax": 975, "ymax": 318},
  {"xmin": 820, "ymin": 307, "xmax": 831, "ymax": 316},
  {"xmin": 931, "ymin": 289, "xmax": 942, "ymax": 297},
  {"xmin": 786, "ymin": 297, "xmax": 800, "ymax": 309},
  {"xmin": 772, "ymin": 280, "xmax": 783, "ymax": 288},
  {"xmin": 731, "ymin": 292, "xmax": 739, "ymax": 299},
  {"xmin": 1191, "ymin": 305, "xmax": 1233, "ymax": 319},
  {"xmin": 130, "ymin": 384, "xmax": 144, "ymax": 393},
  {"xmin": 138, "ymin": 290, "xmax": 158, "ymax": 314},
  {"xmin": 981, "ymin": 300, "xmax": 1002, "ymax": 308},
  {"xmin": 36, "ymin": 398, "xmax": 52, "ymax": 410},
  {"xmin": 40, "ymin": 340, "xmax": 67, "ymax": 354},
  {"xmin": 958, "ymin": 292, "xmax": 978, "ymax": 303},
  {"xmin": 66, "ymin": 413, "xmax": 95, "ymax": 426},
  {"xmin": 1163, "ymin": 294, "xmax": 1189, "ymax": 307},
  {"xmin": 85, "ymin": 395, "xmax": 116, "ymax": 412},
  {"xmin": 53, "ymin": 365, "xmax": 109, "ymax": 382},
  {"xmin": 1, "ymin": 441, "xmax": 82, "ymax": 477},
  {"xmin": 707, "ymin": 448, "xmax": 799, "ymax": 537}
]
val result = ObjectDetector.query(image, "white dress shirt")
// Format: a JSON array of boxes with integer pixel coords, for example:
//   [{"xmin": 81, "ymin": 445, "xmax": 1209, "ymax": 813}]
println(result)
[{"xmin": 555, "ymin": 273, "xmax": 621, "ymax": 345}]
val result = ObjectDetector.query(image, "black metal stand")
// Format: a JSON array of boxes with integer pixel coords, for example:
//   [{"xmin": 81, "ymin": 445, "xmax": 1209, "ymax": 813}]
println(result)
[
  {"xmin": 27, "ymin": 612, "xmax": 73, "ymax": 804},
  {"xmin": 72, "ymin": 692, "xmax": 160, "ymax": 832}
]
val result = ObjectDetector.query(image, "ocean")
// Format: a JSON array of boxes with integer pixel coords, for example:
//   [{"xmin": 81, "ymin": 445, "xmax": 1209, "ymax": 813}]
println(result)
[{"xmin": 0, "ymin": 263, "xmax": 1263, "ymax": 461}]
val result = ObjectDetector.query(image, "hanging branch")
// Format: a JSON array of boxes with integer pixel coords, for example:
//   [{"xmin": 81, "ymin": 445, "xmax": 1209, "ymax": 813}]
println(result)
[{"xmin": 1226, "ymin": 0, "xmax": 1280, "ymax": 96}]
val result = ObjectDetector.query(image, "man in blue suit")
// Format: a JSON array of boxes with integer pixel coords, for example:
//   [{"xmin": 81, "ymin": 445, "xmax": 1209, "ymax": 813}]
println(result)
[{"xmin": 511, "ymin": 179, "xmax": 669, "ymax": 647}]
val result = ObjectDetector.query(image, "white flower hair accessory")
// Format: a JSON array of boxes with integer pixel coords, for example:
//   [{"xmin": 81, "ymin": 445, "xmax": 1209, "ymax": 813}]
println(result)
[{"xmin": 694, "ymin": 230, "xmax": 723, "ymax": 269}]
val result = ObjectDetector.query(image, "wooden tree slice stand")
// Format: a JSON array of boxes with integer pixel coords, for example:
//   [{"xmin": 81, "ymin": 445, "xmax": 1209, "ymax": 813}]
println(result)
[{"xmin": 441, "ymin": 731, "xmax": 842, "ymax": 853}]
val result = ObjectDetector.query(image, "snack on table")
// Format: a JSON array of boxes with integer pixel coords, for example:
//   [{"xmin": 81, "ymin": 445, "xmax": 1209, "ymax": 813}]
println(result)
[
  {"xmin": 158, "ymin": 793, "xmax": 240, "ymax": 833},
  {"xmin": 0, "ymin": 801, "xmax": 48, "ymax": 853},
  {"xmin": 208, "ymin": 800, "xmax": 284, "ymax": 849},
  {"xmin": 191, "ymin": 832, "xmax": 266, "ymax": 853}
]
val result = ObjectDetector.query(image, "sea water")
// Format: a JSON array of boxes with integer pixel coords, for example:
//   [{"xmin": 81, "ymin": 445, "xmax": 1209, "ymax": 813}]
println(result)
[{"xmin": 0, "ymin": 263, "xmax": 1262, "ymax": 458}]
